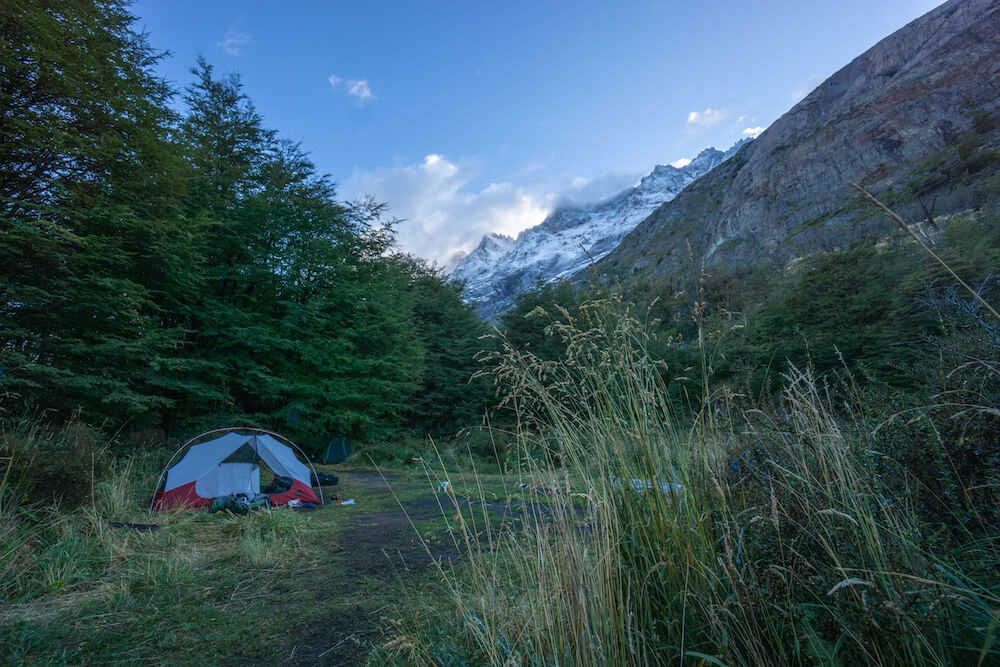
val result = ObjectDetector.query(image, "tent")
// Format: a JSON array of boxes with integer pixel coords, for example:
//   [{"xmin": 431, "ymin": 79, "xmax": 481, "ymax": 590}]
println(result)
[{"xmin": 151, "ymin": 428, "xmax": 322, "ymax": 511}]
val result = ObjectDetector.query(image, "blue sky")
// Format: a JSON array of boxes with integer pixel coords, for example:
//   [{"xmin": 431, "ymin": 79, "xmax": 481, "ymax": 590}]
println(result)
[{"xmin": 132, "ymin": 0, "xmax": 942, "ymax": 266}]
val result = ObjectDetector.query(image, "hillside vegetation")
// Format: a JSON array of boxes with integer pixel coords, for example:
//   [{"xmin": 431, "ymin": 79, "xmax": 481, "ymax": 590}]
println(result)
[
  {"xmin": 3, "ymin": 0, "xmax": 1000, "ymax": 665},
  {"xmin": 0, "ymin": 0, "xmax": 492, "ymax": 451}
]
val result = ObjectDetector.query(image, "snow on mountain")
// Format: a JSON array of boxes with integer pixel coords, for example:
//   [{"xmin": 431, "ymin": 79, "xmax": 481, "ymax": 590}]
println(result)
[
  {"xmin": 448, "ymin": 233, "xmax": 515, "ymax": 284},
  {"xmin": 450, "ymin": 140, "xmax": 749, "ymax": 320}
]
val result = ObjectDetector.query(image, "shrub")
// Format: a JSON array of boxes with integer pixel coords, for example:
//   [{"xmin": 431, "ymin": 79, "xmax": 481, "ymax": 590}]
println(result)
[
  {"xmin": 403, "ymin": 295, "xmax": 1000, "ymax": 666},
  {"xmin": 0, "ymin": 417, "xmax": 108, "ymax": 508}
]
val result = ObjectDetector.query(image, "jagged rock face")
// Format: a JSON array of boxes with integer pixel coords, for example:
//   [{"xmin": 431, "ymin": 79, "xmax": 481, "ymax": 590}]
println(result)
[
  {"xmin": 450, "ymin": 233, "xmax": 516, "ymax": 288},
  {"xmin": 598, "ymin": 0, "xmax": 1000, "ymax": 287},
  {"xmin": 451, "ymin": 142, "xmax": 747, "ymax": 320}
]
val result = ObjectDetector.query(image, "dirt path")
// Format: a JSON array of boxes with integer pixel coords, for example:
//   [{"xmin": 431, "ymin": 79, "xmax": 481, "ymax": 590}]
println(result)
[
  {"xmin": 232, "ymin": 468, "xmax": 550, "ymax": 666},
  {"xmin": 269, "ymin": 469, "xmax": 463, "ymax": 666}
]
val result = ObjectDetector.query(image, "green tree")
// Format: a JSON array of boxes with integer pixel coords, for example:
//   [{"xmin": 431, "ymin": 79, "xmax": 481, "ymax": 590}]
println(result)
[
  {"xmin": 499, "ymin": 280, "xmax": 586, "ymax": 361},
  {"xmin": 402, "ymin": 264, "xmax": 491, "ymax": 438},
  {"xmin": 174, "ymin": 62, "xmax": 427, "ymax": 446},
  {"xmin": 0, "ymin": 0, "xmax": 194, "ymax": 421}
]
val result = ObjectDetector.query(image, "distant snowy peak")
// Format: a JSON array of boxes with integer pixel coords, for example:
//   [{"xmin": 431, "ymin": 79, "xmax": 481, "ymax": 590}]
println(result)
[
  {"xmin": 450, "ymin": 233, "xmax": 515, "ymax": 278},
  {"xmin": 475, "ymin": 232, "xmax": 516, "ymax": 258},
  {"xmin": 451, "ymin": 139, "xmax": 750, "ymax": 320}
]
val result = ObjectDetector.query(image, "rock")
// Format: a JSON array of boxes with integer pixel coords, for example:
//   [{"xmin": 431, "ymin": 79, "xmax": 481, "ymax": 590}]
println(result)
[
  {"xmin": 451, "ymin": 142, "xmax": 747, "ymax": 320},
  {"xmin": 597, "ymin": 0, "xmax": 1000, "ymax": 289}
]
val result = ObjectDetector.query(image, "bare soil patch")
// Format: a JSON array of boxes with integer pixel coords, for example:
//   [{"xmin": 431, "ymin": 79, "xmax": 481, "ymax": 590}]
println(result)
[{"xmin": 236, "ymin": 469, "xmax": 463, "ymax": 666}]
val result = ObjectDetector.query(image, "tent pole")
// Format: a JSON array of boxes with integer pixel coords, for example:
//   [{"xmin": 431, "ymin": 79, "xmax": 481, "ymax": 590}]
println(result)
[
  {"xmin": 149, "ymin": 426, "xmax": 326, "ymax": 511},
  {"xmin": 148, "ymin": 427, "xmax": 252, "ymax": 513},
  {"xmin": 284, "ymin": 439, "xmax": 325, "ymax": 506}
]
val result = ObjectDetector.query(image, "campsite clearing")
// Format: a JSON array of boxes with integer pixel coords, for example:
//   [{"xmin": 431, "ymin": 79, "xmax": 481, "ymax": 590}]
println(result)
[{"xmin": 1, "ymin": 467, "xmax": 514, "ymax": 666}]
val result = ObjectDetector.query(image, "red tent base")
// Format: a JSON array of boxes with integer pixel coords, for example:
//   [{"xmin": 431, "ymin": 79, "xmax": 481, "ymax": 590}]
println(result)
[
  {"xmin": 153, "ymin": 481, "xmax": 208, "ymax": 510},
  {"xmin": 153, "ymin": 479, "xmax": 320, "ymax": 511},
  {"xmin": 268, "ymin": 478, "xmax": 320, "ymax": 506}
]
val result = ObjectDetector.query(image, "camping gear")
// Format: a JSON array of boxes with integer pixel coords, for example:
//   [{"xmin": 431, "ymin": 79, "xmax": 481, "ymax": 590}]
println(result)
[
  {"xmin": 211, "ymin": 494, "xmax": 250, "ymax": 515},
  {"xmin": 310, "ymin": 471, "xmax": 339, "ymax": 486},
  {"xmin": 262, "ymin": 475, "xmax": 293, "ymax": 494},
  {"xmin": 150, "ymin": 428, "xmax": 323, "ymax": 511},
  {"xmin": 323, "ymin": 434, "xmax": 351, "ymax": 464},
  {"xmin": 208, "ymin": 493, "xmax": 272, "ymax": 515}
]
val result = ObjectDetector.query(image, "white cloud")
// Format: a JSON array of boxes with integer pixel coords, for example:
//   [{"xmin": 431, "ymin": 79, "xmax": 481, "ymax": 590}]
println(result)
[
  {"xmin": 342, "ymin": 155, "xmax": 643, "ymax": 268},
  {"xmin": 346, "ymin": 79, "xmax": 373, "ymax": 102},
  {"xmin": 742, "ymin": 126, "xmax": 766, "ymax": 138},
  {"xmin": 555, "ymin": 170, "xmax": 642, "ymax": 206},
  {"xmin": 342, "ymin": 155, "xmax": 554, "ymax": 268},
  {"xmin": 686, "ymin": 107, "xmax": 726, "ymax": 130},
  {"xmin": 329, "ymin": 75, "xmax": 375, "ymax": 104},
  {"xmin": 217, "ymin": 28, "xmax": 252, "ymax": 56},
  {"xmin": 669, "ymin": 158, "xmax": 692, "ymax": 168}
]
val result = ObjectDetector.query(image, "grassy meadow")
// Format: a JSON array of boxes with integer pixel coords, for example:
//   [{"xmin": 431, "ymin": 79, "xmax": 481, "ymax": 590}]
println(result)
[
  {"xmin": 372, "ymin": 205, "xmax": 1000, "ymax": 665},
  {"xmin": 0, "ymin": 420, "xmax": 523, "ymax": 664},
  {"xmin": 4, "ymin": 201, "xmax": 1000, "ymax": 664},
  {"xmin": 380, "ymin": 287, "xmax": 1000, "ymax": 665},
  {"xmin": 5, "ymin": 206, "xmax": 1000, "ymax": 665}
]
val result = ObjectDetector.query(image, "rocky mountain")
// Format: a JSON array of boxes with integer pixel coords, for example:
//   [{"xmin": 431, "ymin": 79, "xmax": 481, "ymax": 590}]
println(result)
[
  {"xmin": 448, "ymin": 233, "xmax": 515, "ymax": 296},
  {"xmin": 596, "ymin": 0, "xmax": 1000, "ymax": 290},
  {"xmin": 452, "ymin": 142, "xmax": 747, "ymax": 319}
]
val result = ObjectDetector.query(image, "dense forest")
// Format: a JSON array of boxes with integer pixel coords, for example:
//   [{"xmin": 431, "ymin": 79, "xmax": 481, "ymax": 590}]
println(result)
[
  {"xmin": 2, "ymin": 0, "xmax": 997, "ymax": 462},
  {"xmin": 0, "ymin": 0, "xmax": 491, "ymax": 451}
]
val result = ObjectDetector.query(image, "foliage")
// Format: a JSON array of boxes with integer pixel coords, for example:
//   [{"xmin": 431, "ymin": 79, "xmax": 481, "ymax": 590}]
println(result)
[
  {"xmin": 402, "ymin": 265, "xmax": 492, "ymax": 439},
  {"xmin": 0, "ymin": 0, "xmax": 192, "ymax": 420},
  {"xmin": 746, "ymin": 245, "xmax": 921, "ymax": 386},
  {"xmin": 0, "ymin": 5, "xmax": 488, "ymax": 448},
  {"xmin": 497, "ymin": 280, "xmax": 587, "ymax": 361},
  {"xmin": 405, "ymin": 295, "xmax": 1000, "ymax": 666},
  {"xmin": 865, "ymin": 274, "xmax": 1000, "ymax": 537},
  {"xmin": 166, "ymin": 60, "xmax": 427, "ymax": 445},
  {"xmin": 695, "ymin": 209, "xmax": 1000, "ymax": 398}
]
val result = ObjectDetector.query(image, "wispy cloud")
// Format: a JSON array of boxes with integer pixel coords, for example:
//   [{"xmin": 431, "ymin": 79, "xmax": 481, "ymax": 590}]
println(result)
[
  {"xmin": 329, "ymin": 75, "xmax": 375, "ymax": 104},
  {"xmin": 686, "ymin": 107, "xmax": 726, "ymax": 131},
  {"xmin": 341, "ymin": 155, "xmax": 642, "ymax": 268},
  {"xmin": 217, "ymin": 28, "xmax": 252, "ymax": 56},
  {"xmin": 742, "ymin": 126, "xmax": 766, "ymax": 138},
  {"xmin": 555, "ymin": 170, "xmax": 641, "ymax": 206},
  {"xmin": 343, "ymin": 154, "xmax": 551, "ymax": 267},
  {"xmin": 669, "ymin": 158, "xmax": 692, "ymax": 168}
]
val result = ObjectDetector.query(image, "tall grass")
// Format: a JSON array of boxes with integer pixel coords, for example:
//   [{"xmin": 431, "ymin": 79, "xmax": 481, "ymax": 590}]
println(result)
[
  {"xmin": 0, "ymin": 421, "xmax": 309, "ymax": 632},
  {"xmin": 400, "ymin": 294, "xmax": 1000, "ymax": 665}
]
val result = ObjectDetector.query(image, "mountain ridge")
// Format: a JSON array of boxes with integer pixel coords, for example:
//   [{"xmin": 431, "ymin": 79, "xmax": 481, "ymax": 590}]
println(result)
[
  {"xmin": 595, "ymin": 0, "xmax": 1000, "ymax": 288},
  {"xmin": 451, "ymin": 140, "xmax": 749, "ymax": 319}
]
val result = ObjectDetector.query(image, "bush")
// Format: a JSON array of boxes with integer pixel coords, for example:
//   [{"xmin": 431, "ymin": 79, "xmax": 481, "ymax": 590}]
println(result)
[
  {"xmin": 400, "ymin": 295, "xmax": 1000, "ymax": 665},
  {"xmin": 0, "ymin": 417, "xmax": 108, "ymax": 508}
]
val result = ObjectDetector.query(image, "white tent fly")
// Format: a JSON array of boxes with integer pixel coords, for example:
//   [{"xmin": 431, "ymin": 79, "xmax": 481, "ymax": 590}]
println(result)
[{"xmin": 150, "ymin": 428, "xmax": 323, "ymax": 511}]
